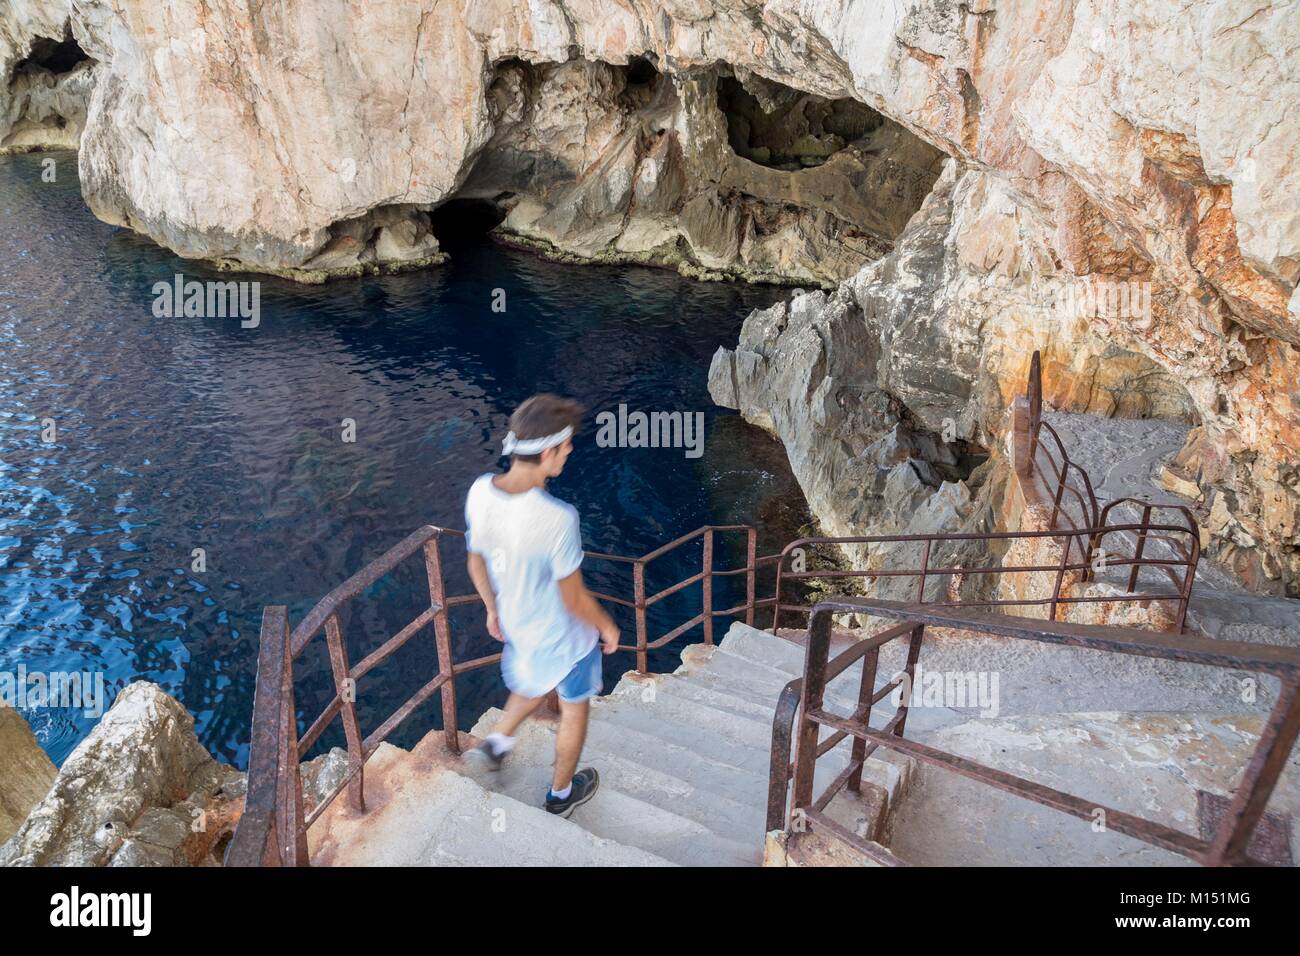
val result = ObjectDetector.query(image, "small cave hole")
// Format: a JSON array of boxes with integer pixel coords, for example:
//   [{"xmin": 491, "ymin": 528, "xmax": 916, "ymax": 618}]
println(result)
[
  {"xmin": 625, "ymin": 56, "xmax": 658, "ymax": 86},
  {"xmin": 15, "ymin": 35, "xmax": 90, "ymax": 77},
  {"xmin": 429, "ymin": 198, "xmax": 509, "ymax": 253},
  {"xmin": 717, "ymin": 75, "xmax": 882, "ymax": 171},
  {"xmin": 617, "ymin": 56, "xmax": 661, "ymax": 110}
]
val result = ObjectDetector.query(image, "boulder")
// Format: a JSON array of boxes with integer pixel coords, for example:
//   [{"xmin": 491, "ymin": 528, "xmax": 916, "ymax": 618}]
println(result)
[
  {"xmin": 0, "ymin": 706, "xmax": 56, "ymax": 844},
  {"xmin": 0, "ymin": 681, "xmax": 242, "ymax": 867}
]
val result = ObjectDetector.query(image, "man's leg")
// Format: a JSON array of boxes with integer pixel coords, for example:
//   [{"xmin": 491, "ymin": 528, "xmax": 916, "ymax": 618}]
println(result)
[
  {"xmin": 552, "ymin": 698, "xmax": 590, "ymax": 792},
  {"xmin": 494, "ymin": 692, "xmax": 546, "ymax": 737}
]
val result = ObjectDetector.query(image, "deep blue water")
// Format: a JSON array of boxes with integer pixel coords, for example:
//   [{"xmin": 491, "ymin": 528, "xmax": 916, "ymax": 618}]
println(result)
[{"xmin": 0, "ymin": 152, "xmax": 807, "ymax": 768}]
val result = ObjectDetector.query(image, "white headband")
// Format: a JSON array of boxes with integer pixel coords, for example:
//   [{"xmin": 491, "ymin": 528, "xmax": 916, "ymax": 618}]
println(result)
[{"xmin": 502, "ymin": 425, "xmax": 573, "ymax": 456}]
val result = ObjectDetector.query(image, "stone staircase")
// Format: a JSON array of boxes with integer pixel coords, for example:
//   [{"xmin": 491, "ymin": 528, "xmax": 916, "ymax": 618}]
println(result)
[
  {"xmin": 307, "ymin": 609, "xmax": 1300, "ymax": 867},
  {"xmin": 308, "ymin": 621, "xmax": 917, "ymax": 866}
]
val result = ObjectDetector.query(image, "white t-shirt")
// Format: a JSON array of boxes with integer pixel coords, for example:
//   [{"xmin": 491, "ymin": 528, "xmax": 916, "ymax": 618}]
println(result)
[{"xmin": 464, "ymin": 473, "xmax": 599, "ymax": 697}]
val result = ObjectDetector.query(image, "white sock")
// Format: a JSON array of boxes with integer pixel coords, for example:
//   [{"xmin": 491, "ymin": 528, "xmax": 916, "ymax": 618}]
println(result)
[
  {"xmin": 550, "ymin": 781, "xmax": 572, "ymax": 800},
  {"xmin": 486, "ymin": 732, "xmax": 515, "ymax": 755}
]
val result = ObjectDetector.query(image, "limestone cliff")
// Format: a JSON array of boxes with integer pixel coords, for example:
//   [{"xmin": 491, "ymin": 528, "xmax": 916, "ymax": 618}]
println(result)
[{"xmin": 1, "ymin": 0, "xmax": 1297, "ymax": 590}]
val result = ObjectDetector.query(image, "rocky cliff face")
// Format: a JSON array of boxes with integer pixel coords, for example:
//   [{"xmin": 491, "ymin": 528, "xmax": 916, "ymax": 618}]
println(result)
[
  {"xmin": 0, "ymin": 6, "xmax": 91, "ymax": 152},
  {"xmin": 2, "ymin": 0, "xmax": 1296, "ymax": 590},
  {"xmin": 0, "ymin": 683, "xmax": 243, "ymax": 866}
]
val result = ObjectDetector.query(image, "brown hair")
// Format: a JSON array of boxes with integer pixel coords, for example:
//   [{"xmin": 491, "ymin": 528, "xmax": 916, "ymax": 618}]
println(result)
[{"xmin": 507, "ymin": 393, "xmax": 584, "ymax": 463}]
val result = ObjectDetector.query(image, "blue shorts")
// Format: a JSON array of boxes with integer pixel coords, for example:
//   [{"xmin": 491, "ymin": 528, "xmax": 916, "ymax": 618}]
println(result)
[{"xmin": 555, "ymin": 642, "xmax": 603, "ymax": 703}]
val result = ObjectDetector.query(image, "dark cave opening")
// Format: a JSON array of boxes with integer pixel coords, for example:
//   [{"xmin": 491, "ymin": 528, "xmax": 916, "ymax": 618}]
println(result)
[
  {"xmin": 716, "ymin": 74, "xmax": 883, "ymax": 170},
  {"xmin": 625, "ymin": 55, "xmax": 659, "ymax": 86},
  {"xmin": 429, "ymin": 197, "xmax": 509, "ymax": 252},
  {"xmin": 15, "ymin": 36, "xmax": 90, "ymax": 77}
]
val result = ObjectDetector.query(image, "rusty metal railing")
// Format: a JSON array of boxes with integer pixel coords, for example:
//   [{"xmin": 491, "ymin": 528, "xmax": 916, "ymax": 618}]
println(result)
[
  {"xmin": 229, "ymin": 350, "xmax": 1213, "ymax": 866},
  {"xmin": 766, "ymin": 351, "xmax": 1201, "ymax": 634},
  {"xmin": 771, "ymin": 598, "xmax": 1300, "ymax": 867},
  {"xmin": 227, "ymin": 522, "xmax": 767, "ymax": 866}
]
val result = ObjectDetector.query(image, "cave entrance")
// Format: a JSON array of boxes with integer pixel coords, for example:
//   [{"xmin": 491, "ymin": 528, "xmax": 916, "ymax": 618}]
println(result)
[
  {"xmin": 429, "ymin": 198, "xmax": 509, "ymax": 253},
  {"xmin": 14, "ymin": 35, "xmax": 90, "ymax": 77},
  {"xmin": 716, "ymin": 74, "xmax": 882, "ymax": 170}
]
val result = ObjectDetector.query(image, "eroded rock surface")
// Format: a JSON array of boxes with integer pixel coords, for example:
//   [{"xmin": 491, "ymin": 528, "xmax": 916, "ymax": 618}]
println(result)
[
  {"xmin": 0, "ymin": 706, "xmax": 56, "ymax": 844},
  {"xmin": 0, "ymin": 682, "xmax": 242, "ymax": 867},
  {"xmin": 1, "ymin": 0, "xmax": 1297, "ymax": 589},
  {"xmin": 0, "ymin": 4, "xmax": 92, "ymax": 152}
]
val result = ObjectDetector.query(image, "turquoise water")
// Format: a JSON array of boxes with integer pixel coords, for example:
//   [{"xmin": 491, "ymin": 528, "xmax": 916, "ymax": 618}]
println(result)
[{"xmin": 0, "ymin": 152, "xmax": 807, "ymax": 767}]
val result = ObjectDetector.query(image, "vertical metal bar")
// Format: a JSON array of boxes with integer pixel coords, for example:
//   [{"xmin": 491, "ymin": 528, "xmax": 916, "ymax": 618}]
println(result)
[
  {"xmin": 1175, "ymin": 536, "xmax": 1199, "ymax": 634},
  {"xmin": 791, "ymin": 607, "xmax": 832, "ymax": 818},
  {"xmin": 423, "ymin": 537, "xmax": 460, "ymax": 755},
  {"xmin": 1049, "ymin": 531, "xmax": 1072, "ymax": 622},
  {"xmin": 766, "ymin": 681, "xmax": 802, "ymax": 835},
  {"xmin": 272, "ymin": 609, "xmax": 306, "ymax": 865},
  {"xmin": 1128, "ymin": 504, "xmax": 1152, "ymax": 593},
  {"xmin": 634, "ymin": 560, "xmax": 648, "ymax": 674},
  {"xmin": 893, "ymin": 625, "xmax": 924, "ymax": 738},
  {"xmin": 772, "ymin": 556, "xmax": 784, "ymax": 634},
  {"xmin": 1083, "ymin": 527, "xmax": 1102, "ymax": 583},
  {"xmin": 916, "ymin": 540, "xmax": 931, "ymax": 603},
  {"xmin": 1049, "ymin": 472, "xmax": 1067, "ymax": 528},
  {"xmin": 324, "ymin": 612, "xmax": 366, "ymax": 812},
  {"xmin": 745, "ymin": 527, "xmax": 756, "ymax": 628},
  {"xmin": 1205, "ymin": 677, "xmax": 1300, "ymax": 865},
  {"xmin": 847, "ymin": 645, "xmax": 881, "ymax": 794},
  {"xmin": 702, "ymin": 528, "xmax": 714, "ymax": 645}
]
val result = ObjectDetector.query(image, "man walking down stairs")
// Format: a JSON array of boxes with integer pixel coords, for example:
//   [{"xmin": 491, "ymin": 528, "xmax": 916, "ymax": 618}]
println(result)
[
  {"xmin": 307, "ymin": 621, "xmax": 916, "ymax": 866},
  {"xmin": 460, "ymin": 394, "xmax": 621, "ymax": 816}
]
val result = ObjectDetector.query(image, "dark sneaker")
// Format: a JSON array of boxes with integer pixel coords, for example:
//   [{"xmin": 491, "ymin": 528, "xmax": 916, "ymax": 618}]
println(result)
[
  {"xmin": 465, "ymin": 738, "xmax": 507, "ymax": 772},
  {"xmin": 544, "ymin": 768, "xmax": 599, "ymax": 817}
]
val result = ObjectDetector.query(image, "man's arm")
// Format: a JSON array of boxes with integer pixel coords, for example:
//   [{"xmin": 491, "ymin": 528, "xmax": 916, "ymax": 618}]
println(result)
[
  {"xmin": 557, "ymin": 570, "xmax": 620, "ymax": 654},
  {"xmin": 467, "ymin": 552, "xmax": 503, "ymax": 641}
]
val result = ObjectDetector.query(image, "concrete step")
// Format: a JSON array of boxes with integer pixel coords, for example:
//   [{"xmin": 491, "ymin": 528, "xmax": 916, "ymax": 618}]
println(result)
[
  {"xmin": 603, "ymin": 671, "xmax": 908, "ymax": 797},
  {"xmin": 592, "ymin": 694, "xmax": 804, "ymax": 779},
  {"xmin": 308, "ymin": 743, "xmax": 672, "ymax": 867},
  {"xmin": 605, "ymin": 672, "xmax": 782, "ymax": 753},
  {"xmin": 623, "ymin": 667, "xmax": 779, "ymax": 724},
  {"xmin": 469, "ymin": 707, "xmax": 767, "ymax": 857},
  {"xmin": 682, "ymin": 635, "xmax": 964, "ymax": 740},
  {"xmin": 717, "ymin": 618, "xmax": 1271, "ymax": 720}
]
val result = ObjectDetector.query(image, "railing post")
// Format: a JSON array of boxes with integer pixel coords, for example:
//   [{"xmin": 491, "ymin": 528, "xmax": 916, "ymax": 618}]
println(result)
[
  {"xmin": 702, "ymin": 528, "xmax": 714, "ymax": 645},
  {"xmin": 277, "ymin": 616, "xmax": 307, "ymax": 865},
  {"xmin": 893, "ymin": 624, "xmax": 924, "ymax": 738},
  {"xmin": 916, "ymin": 540, "xmax": 931, "ymax": 603},
  {"xmin": 272, "ymin": 608, "xmax": 306, "ymax": 865},
  {"xmin": 745, "ymin": 527, "xmax": 757, "ymax": 628},
  {"xmin": 423, "ymin": 536, "xmax": 460, "ymax": 755},
  {"xmin": 766, "ymin": 679, "xmax": 803, "ymax": 835},
  {"xmin": 1049, "ymin": 471, "xmax": 1067, "ymax": 528},
  {"xmin": 1204, "ymin": 678, "xmax": 1300, "ymax": 865},
  {"xmin": 634, "ymin": 560, "xmax": 648, "ymax": 674},
  {"xmin": 847, "ymin": 645, "xmax": 881, "ymax": 794},
  {"xmin": 771, "ymin": 556, "xmax": 784, "ymax": 634},
  {"xmin": 1048, "ymin": 531, "xmax": 1073, "ymax": 622},
  {"xmin": 1127, "ymin": 503, "xmax": 1152, "ymax": 593},
  {"xmin": 1175, "ymin": 535, "xmax": 1199, "ymax": 635},
  {"xmin": 324, "ymin": 612, "xmax": 366, "ymax": 812},
  {"xmin": 791, "ymin": 607, "xmax": 832, "ymax": 820}
]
